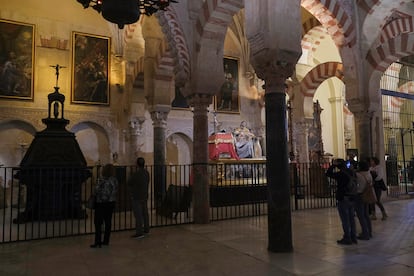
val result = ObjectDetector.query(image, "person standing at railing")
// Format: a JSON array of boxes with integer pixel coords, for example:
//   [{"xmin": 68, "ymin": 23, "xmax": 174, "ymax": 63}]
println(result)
[
  {"xmin": 369, "ymin": 157, "xmax": 388, "ymax": 220},
  {"xmin": 326, "ymin": 159, "xmax": 357, "ymax": 245},
  {"xmin": 354, "ymin": 160, "xmax": 373, "ymax": 240},
  {"xmin": 91, "ymin": 163, "xmax": 118, "ymax": 248},
  {"xmin": 128, "ymin": 157, "xmax": 150, "ymax": 239}
]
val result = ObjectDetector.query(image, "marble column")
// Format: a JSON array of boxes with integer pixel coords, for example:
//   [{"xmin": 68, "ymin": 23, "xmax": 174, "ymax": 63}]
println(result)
[
  {"xmin": 150, "ymin": 106, "xmax": 170, "ymax": 208},
  {"xmin": 129, "ymin": 116, "xmax": 145, "ymax": 164},
  {"xmin": 263, "ymin": 66, "xmax": 294, "ymax": 252},
  {"xmin": 188, "ymin": 94, "xmax": 212, "ymax": 224},
  {"xmin": 353, "ymin": 110, "xmax": 373, "ymax": 161}
]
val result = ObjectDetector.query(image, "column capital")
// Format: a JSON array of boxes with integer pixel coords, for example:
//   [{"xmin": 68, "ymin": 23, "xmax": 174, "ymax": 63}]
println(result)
[
  {"xmin": 256, "ymin": 61, "xmax": 295, "ymax": 93},
  {"xmin": 129, "ymin": 116, "xmax": 146, "ymax": 136},
  {"xmin": 352, "ymin": 110, "xmax": 373, "ymax": 124},
  {"xmin": 150, "ymin": 105, "xmax": 170, "ymax": 128},
  {"xmin": 347, "ymin": 97, "xmax": 378, "ymax": 115},
  {"xmin": 187, "ymin": 94, "xmax": 212, "ymax": 113}
]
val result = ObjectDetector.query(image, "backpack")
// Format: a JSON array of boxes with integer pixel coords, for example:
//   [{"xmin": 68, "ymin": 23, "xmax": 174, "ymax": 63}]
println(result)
[{"xmin": 345, "ymin": 171, "xmax": 358, "ymax": 195}]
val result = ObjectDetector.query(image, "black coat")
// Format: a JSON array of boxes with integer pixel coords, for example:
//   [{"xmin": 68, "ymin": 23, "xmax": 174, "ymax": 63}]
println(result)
[
  {"xmin": 326, "ymin": 165, "xmax": 353, "ymax": 201},
  {"xmin": 127, "ymin": 168, "xmax": 149, "ymax": 200}
]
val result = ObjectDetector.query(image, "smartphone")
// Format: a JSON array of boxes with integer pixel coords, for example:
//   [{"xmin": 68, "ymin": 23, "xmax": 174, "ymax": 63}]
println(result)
[{"xmin": 346, "ymin": 160, "xmax": 351, "ymax": 168}]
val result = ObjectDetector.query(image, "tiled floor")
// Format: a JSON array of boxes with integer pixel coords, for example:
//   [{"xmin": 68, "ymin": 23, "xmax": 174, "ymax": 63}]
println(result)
[{"xmin": 1, "ymin": 199, "xmax": 414, "ymax": 275}]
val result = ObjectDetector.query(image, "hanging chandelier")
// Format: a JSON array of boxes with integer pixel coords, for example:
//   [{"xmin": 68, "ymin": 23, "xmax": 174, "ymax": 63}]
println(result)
[{"xmin": 76, "ymin": 0, "xmax": 177, "ymax": 29}]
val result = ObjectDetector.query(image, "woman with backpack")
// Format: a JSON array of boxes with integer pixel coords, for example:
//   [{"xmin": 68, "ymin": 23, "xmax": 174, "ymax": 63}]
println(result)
[{"xmin": 355, "ymin": 160, "xmax": 373, "ymax": 240}]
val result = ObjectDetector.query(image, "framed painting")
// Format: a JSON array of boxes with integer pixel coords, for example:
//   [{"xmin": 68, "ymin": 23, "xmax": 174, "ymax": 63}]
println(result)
[
  {"xmin": 215, "ymin": 57, "xmax": 240, "ymax": 113},
  {"xmin": 72, "ymin": 32, "xmax": 110, "ymax": 105},
  {"xmin": 0, "ymin": 19, "xmax": 35, "ymax": 100}
]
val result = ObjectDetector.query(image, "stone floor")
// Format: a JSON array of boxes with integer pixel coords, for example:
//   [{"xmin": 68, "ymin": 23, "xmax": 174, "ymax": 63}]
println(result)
[{"xmin": 1, "ymin": 199, "xmax": 414, "ymax": 276}]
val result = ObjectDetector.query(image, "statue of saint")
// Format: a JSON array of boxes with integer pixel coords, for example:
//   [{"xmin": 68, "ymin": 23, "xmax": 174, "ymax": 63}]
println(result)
[{"xmin": 233, "ymin": 121, "xmax": 256, "ymax": 158}]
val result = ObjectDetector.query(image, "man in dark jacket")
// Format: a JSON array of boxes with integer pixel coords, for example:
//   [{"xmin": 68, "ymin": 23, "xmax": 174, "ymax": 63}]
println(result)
[
  {"xmin": 128, "ymin": 157, "xmax": 150, "ymax": 238},
  {"xmin": 326, "ymin": 158, "xmax": 357, "ymax": 245}
]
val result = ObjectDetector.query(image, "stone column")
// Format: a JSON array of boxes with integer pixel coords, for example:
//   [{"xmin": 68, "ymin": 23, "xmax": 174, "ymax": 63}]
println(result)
[
  {"xmin": 245, "ymin": 0, "xmax": 301, "ymax": 252},
  {"xmin": 150, "ymin": 105, "xmax": 170, "ymax": 208},
  {"xmin": 295, "ymin": 121, "xmax": 311, "ymax": 164},
  {"xmin": 353, "ymin": 110, "xmax": 373, "ymax": 161},
  {"xmin": 328, "ymin": 96, "xmax": 346, "ymax": 157},
  {"xmin": 188, "ymin": 94, "xmax": 212, "ymax": 224},
  {"xmin": 129, "ymin": 116, "xmax": 146, "ymax": 164},
  {"xmin": 263, "ymin": 66, "xmax": 294, "ymax": 252}
]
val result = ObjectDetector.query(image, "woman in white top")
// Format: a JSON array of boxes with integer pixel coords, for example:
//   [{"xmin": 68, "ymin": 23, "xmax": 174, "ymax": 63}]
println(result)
[{"xmin": 369, "ymin": 157, "xmax": 388, "ymax": 220}]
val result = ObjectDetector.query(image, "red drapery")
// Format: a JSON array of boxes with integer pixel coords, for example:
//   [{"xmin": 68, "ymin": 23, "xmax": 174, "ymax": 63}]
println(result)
[{"xmin": 208, "ymin": 133, "xmax": 239, "ymax": 160}]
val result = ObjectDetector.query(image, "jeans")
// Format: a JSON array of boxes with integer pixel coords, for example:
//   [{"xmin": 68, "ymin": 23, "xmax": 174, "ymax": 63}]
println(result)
[
  {"xmin": 354, "ymin": 195, "xmax": 372, "ymax": 238},
  {"xmin": 132, "ymin": 199, "xmax": 149, "ymax": 235},
  {"xmin": 370, "ymin": 186, "xmax": 386, "ymax": 216},
  {"xmin": 337, "ymin": 197, "xmax": 356, "ymax": 241}
]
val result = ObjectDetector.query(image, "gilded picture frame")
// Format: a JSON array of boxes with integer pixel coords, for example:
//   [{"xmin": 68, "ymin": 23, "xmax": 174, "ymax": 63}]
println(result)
[
  {"xmin": 215, "ymin": 57, "xmax": 240, "ymax": 114},
  {"xmin": 0, "ymin": 19, "xmax": 35, "ymax": 100},
  {"xmin": 71, "ymin": 32, "xmax": 110, "ymax": 105}
]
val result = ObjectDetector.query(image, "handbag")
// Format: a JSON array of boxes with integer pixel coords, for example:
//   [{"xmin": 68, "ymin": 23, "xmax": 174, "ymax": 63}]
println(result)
[
  {"xmin": 377, "ymin": 179, "xmax": 387, "ymax": 191},
  {"xmin": 361, "ymin": 174, "xmax": 377, "ymax": 204},
  {"xmin": 86, "ymin": 194, "xmax": 96, "ymax": 209}
]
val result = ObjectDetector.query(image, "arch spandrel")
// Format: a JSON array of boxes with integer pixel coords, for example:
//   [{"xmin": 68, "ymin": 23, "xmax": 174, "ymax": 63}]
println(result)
[{"xmin": 358, "ymin": 0, "xmax": 412, "ymax": 56}]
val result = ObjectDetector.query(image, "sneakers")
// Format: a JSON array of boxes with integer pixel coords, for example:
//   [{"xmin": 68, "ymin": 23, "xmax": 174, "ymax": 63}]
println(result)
[
  {"xmin": 131, "ymin": 234, "xmax": 145, "ymax": 239},
  {"xmin": 337, "ymin": 238, "xmax": 352, "ymax": 245}
]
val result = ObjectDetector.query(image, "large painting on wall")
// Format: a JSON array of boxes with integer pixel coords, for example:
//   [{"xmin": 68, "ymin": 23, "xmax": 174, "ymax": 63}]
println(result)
[
  {"xmin": 0, "ymin": 19, "xmax": 35, "ymax": 100},
  {"xmin": 72, "ymin": 32, "xmax": 110, "ymax": 105},
  {"xmin": 215, "ymin": 57, "xmax": 240, "ymax": 113}
]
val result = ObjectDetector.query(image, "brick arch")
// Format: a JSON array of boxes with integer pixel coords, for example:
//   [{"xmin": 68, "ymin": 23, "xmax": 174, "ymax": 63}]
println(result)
[
  {"xmin": 191, "ymin": 0, "xmax": 243, "ymax": 95},
  {"xmin": 358, "ymin": 1, "xmax": 411, "ymax": 52},
  {"xmin": 300, "ymin": 62, "xmax": 344, "ymax": 97},
  {"xmin": 301, "ymin": 25, "xmax": 329, "ymax": 53},
  {"xmin": 388, "ymin": 81, "xmax": 414, "ymax": 110},
  {"xmin": 301, "ymin": 0, "xmax": 355, "ymax": 48},
  {"xmin": 380, "ymin": 15, "xmax": 414, "ymax": 44},
  {"xmin": 367, "ymin": 33, "xmax": 414, "ymax": 105},
  {"xmin": 157, "ymin": 7, "xmax": 191, "ymax": 86},
  {"xmin": 366, "ymin": 33, "xmax": 414, "ymax": 75},
  {"xmin": 195, "ymin": 0, "xmax": 244, "ymax": 43}
]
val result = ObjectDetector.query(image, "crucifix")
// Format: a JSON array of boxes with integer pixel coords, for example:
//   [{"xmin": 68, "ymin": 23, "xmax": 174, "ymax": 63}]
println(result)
[{"xmin": 50, "ymin": 64, "xmax": 66, "ymax": 87}]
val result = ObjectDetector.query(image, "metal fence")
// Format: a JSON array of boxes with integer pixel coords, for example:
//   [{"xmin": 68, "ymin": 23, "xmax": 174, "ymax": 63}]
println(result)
[
  {"xmin": 0, "ymin": 161, "xmax": 398, "ymax": 243},
  {"xmin": 381, "ymin": 61, "xmax": 414, "ymax": 197}
]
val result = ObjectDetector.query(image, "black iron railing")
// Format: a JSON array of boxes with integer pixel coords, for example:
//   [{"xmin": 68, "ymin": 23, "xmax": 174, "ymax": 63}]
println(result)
[{"xmin": 0, "ymin": 161, "xmax": 400, "ymax": 243}]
